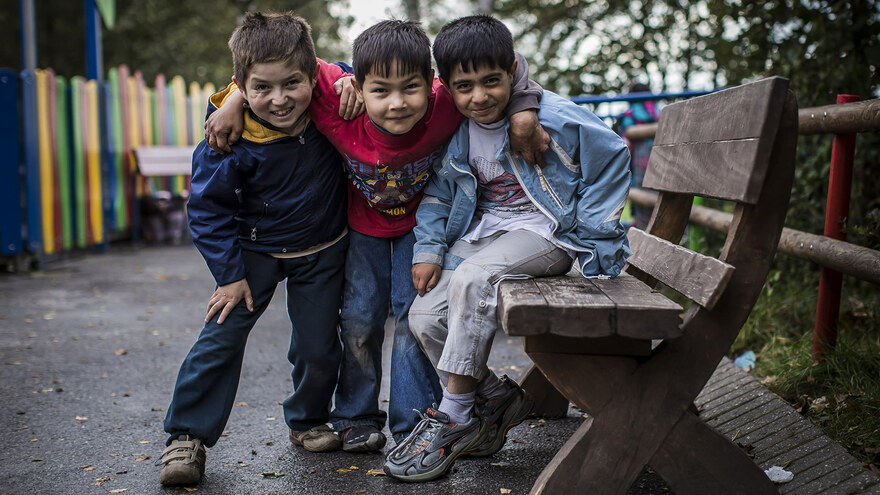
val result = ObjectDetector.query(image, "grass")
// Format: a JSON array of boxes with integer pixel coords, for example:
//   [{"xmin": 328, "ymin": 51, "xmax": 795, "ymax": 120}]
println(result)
[{"xmin": 731, "ymin": 266, "xmax": 880, "ymax": 470}]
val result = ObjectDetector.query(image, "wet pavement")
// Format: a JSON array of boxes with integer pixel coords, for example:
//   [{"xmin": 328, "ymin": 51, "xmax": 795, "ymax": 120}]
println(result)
[{"xmin": 0, "ymin": 243, "xmax": 671, "ymax": 494}]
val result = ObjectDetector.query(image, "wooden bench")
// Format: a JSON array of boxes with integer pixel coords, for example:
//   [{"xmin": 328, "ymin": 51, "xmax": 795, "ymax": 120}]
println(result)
[
  {"xmin": 498, "ymin": 77, "xmax": 798, "ymax": 494},
  {"xmin": 132, "ymin": 145, "xmax": 195, "ymax": 242}
]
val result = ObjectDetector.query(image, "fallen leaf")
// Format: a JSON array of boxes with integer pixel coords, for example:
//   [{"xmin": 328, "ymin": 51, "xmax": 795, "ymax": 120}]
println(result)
[
  {"xmin": 261, "ymin": 472, "xmax": 286, "ymax": 478},
  {"xmin": 76, "ymin": 416, "xmax": 88, "ymax": 421},
  {"xmin": 108, "ymin": 489, "xmax": 127, "ymax": 494},
  {"xmin": 366, "ymin": 469, "xmax": 386, "ymax": 476},
  {"xmin": 501, "ymin": 489, "xmax": 512, "ymax": 495},
  {"xmin": 156, "ymin": 273, "xmax": 166, "ymax": 281},
  {"xmin": 810, "ymin": 396, "xmax": 828, "ymax": 413},
  {"xmin": 95, "ymin": 477, "xmax": 113, "ymax": 482},
  {"xmin": 31, "ymin": 458, "xmax": 43, "ymax": 462},
  {"xmin": 234, "ymin": 401, "xmax": 248, "ymax": 407},
  {"xmin": 355, "ymin": 490, "xmax": 366, "ymax": 494},
  {"xmin": 348, "ymin": 466, "xmax": 359, "ymax": 470},
  {"xmin": 138, "ymin": 440, "xmax": 150, "ymax": 444},
  {"xmin": 134, "ymin": 266, "xmax": 142, "ymax": 273},
  {"xmin": 135, "ymin": 456, "xmax": 150, "ymax": 462},
  {"xmin": 266, "ymin": 417, "xmax": 276, "ymax": 421},
  {"xmin": 80, "ymin": 465, "xmax": 94, "ymax": 470},
  {"xmin": 336, "ymin": 468, "xmax": 351, "ymax": 473},
  {"xmin": 30, "ymin": 438, "xmax": 38, "ymax": 442},
  {"xmin": 115, "ymin": 349, "xmax": 128, "ymax": 356},
  {"xmin": 265, "ymin": 441, "xmax": 274, "ymax": 446},
  {"xmin": 184, "ymin": 488, "xmax": 198, "ymax": 493}
]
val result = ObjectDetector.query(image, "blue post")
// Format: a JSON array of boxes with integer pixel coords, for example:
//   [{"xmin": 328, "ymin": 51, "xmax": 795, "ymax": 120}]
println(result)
[
  {"xmin": 85, "ymin": 0, "xmax": 104, "ymax": 82},
  {"xmin": 20, "ymin": 70, "xmax": 42, "ymax": 259}
]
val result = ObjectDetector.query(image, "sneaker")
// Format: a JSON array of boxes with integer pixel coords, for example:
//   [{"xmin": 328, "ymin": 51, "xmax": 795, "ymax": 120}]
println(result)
[
  {"xmin": 289, "ymin": 424, "xmax": 342, "ymax": 452},
  {"xmin": 383, "ymin": 405, "xmax": 484, "ymax": 482},
  {"xmin": 468, "ymin": 375, "xmax": 535, "ymax": 457},
  {"xmin": 159, "ymin": 435, "xmax": 206, "ymax": 486},
  {"xmin": 340, "ymin": 424, "xmax": 387, "ymax": 453}
]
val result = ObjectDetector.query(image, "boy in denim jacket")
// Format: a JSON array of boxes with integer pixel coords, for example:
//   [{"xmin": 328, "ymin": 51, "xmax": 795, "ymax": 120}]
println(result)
[{"xmin": 385, "ymin": 15, "xmax": 631, "ymax": 482}]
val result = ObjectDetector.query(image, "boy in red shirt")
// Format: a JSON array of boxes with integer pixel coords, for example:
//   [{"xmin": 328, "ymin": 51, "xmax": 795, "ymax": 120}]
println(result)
[{"xmin": 206, "ymin": 19, "xmax": 547, "ymax": 452}]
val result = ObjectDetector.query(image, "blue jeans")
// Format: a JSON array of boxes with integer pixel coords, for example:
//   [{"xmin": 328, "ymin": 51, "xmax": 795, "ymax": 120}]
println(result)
[
  {"xmin": 164, "ymin": 240, "xmax": 347, "ymax": 447},
  {"xmin": 331, "ymin": 230, "xmax": 442, "ymax": 442}
]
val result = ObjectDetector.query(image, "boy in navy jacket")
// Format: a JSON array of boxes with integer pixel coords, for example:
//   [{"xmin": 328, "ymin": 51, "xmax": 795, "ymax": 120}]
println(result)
[{"xmin": 159, "ymin": 12, "xmax": 349, "ymax": 487}]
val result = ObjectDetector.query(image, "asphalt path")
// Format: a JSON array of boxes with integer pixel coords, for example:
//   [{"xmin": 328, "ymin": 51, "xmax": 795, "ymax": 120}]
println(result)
[{"xmin": 0, "ymin": 243, "xmax": 672, "ymax": 495}]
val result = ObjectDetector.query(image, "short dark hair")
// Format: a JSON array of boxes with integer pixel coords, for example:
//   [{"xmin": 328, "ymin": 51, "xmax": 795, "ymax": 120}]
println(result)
[
  {"xmin": 228, "ymin": 11, "xmax": 317, "ymax": 85},
  {"xmin": 433, "ymin": 15, "xmax": 515, "ymax": 82},
  {"xmin": 351, "ymin": 20, "xmax": 432, "ymax": 86}
]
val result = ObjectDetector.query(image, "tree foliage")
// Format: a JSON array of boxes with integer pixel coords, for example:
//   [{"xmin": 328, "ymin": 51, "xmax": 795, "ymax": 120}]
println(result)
[{"xmin": 0, "ymin": 0, "xmax": 352, "ymax": 88}]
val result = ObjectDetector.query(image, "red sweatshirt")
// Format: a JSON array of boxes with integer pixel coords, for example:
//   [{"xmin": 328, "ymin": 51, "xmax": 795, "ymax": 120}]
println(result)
[{"xmin": 308, "ymin": 60, "xmax": 462, "ymax": 237}]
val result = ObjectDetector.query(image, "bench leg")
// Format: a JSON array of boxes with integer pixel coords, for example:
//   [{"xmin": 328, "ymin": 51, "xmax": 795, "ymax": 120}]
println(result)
[
  {"xmin": 649, "ymin": 411, "xmax": 778, "ymax": 495},
  {"xmin": 516, "ymin": 362, "xmax": 569, "ymax": 418}
]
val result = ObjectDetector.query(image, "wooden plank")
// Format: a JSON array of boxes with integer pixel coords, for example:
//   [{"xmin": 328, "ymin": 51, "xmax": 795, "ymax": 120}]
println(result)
[
  {"xmin": 644, "ymin": 77, "xmax": 788, "ymax": 203},
  {"xmin": 627, "ymin": 228, "xmax": 735, "ymax": 309},
  {"xmin": 589, "ymin": 273, "xmax": 683, "ymax": 339},
  {"xmin": 134, "ymin": 145, "xmax": 195, "ymax": 176},
  {"xmin": 790, "ymin": 460, "xmax": 875, "ymax": 495},
  {"xmin": 713, "ymin": 398, "xmax": 787, "ymax": 438},
  {"xmin": 499, "ymin": 274, "xmax": 681, "ymax": 339},
  {"xmin": 499, "ymin": 277, "xmax": 615, "ymax": 337},
  {"xmin": 522, "ymin": 334, "xmax": 653, "ymax": 356},
  {"xmin": 695, "ymin": 376, "xmax": 762, "ymax": 417}
]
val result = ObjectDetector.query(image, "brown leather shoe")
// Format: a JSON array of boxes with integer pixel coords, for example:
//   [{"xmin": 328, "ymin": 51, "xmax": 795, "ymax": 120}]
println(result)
[
  {"xmin": 289, "ymin": 424, "xmax": 342, "ymax": 452},
  {"xmin": 159, "ymin": 435, "xmax": 206, "ymax": 486}
]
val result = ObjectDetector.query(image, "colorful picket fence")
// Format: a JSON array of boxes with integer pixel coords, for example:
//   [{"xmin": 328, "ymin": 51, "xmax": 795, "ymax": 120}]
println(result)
[{"xmin": 0, "ymin": 66, "xmax": 214, "ymax": 259}]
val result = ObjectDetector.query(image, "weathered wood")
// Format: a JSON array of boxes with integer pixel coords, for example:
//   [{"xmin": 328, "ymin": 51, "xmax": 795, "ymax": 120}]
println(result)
[
  {"xmin": 499, "ymin": 274, "xmax": 681, "ymax": 339},
  {"xmin": 499, "ymin": 80, "xmax": 805, "ymax": 495},
  {"xmin": 797, "ymin": 99, "xmax": 880, "ymax": 135},
  {"xmin": 516, "ymin": 362, "xmax": 570, "ymax": 419},
  {"xmin": 522, "ymin": 334, "xmax": 653, "ymax": 356},
  {"xmin": 134, "ymin": 145, "xmax": 196, "ymax": 176},
  {"xmin": 626, "ymin": 99, "xmax": 880, "ymax": 140},
  {"xmin": 626, "ymin": 228, "xmax": 735, "ymax": 309},
  {"xmin": 628, "ymin": 187, "xmax": 880, "ymax": 285},
  {"xmin": 644, "ymin": 77, "xmax": 788, "ymax": 204},
  {"xmin": 649, "ymin": 411, "xmax": 778, "ymax": 495}
]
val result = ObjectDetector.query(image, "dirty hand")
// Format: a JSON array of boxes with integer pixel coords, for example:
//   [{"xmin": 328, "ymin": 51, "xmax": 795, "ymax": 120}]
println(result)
[
  {"xmin": 206, "ymin": 278, "xmax": 253, "ymax": 324},
  {"xmin": 509, "ymin": 110, "xmax": 551, "ymax": 167},
  {"xmin": 334, "ymin": 76, "xmax": 364, "ymax": 120},
  {"xmin": 204, "ymin": 90, "xmax": 245, "ymax": 153},
  {"xmin": 412, "ymin": 263, "xmax": 442, "ymax": 297}
]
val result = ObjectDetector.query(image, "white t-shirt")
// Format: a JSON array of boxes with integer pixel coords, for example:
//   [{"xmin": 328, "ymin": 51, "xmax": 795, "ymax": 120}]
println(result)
[{"xmin": 461, "ymin": 118, "xmax": 574, "ymax": 260}]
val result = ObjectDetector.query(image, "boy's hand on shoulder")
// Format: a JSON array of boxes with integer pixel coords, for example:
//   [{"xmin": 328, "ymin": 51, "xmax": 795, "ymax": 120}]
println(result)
[
  {"xmin": 334, "ymin": 76, "xmax": 365, "ymax": 120},
  {"xmin": 206, "ymin": 278, "xmax": 254, "ymax": 324},
  {"xmin": 510, "ymin": 110, "xmax": 551, "ymax": 167},
  {"xmin": 205, "ymin": 90, "xmax": 246, "ymax": 153},
  {"xmin": 412, "ymin": 263, "xmax": 442, "ymax": 297}
]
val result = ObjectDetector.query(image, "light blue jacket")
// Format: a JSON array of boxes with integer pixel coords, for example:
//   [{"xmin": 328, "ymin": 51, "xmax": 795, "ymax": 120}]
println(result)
[{"xmin": 412, "ymin": 90, "xmax": 632, "ymax": 277}]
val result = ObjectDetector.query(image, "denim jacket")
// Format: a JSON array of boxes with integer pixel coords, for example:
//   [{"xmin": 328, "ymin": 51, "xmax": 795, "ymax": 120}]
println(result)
[{"xmin": 412, "ymin": 90, "xmax": 632, "ymax": 277}]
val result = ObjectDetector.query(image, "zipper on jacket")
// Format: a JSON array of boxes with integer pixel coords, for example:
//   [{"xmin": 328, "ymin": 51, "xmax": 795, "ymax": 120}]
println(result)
[
  {"xmin": 251, "ymin": 202, "xmax": 269, "ymax": 241},
  {"xmin": 532, "ymin": 161, "xmax": 564, "ymax": 210}
]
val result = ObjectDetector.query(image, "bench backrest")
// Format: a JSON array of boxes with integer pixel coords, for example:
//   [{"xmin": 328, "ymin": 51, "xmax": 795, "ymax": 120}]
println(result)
[
  {"xmin": 133, "ymin": 145, "xmax": 196, "ymax": 177},
  {"xmin": 625, "ymin": 77, "xmax": 797, "ymax": 320}
]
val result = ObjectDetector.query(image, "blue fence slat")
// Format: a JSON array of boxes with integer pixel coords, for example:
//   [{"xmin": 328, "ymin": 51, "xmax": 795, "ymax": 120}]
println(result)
[
  {"xmin": 21, "ymin": 69, "xmax": 42, "ymax": 255},
  {"xmin": 0, "ymin": 69, "xmax": 23, "ymax": 256}
]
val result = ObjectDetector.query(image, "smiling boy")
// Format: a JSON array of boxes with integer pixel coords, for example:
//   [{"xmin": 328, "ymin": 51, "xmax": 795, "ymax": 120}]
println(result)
[
  {"xmin": 159, "ymin": 12, "xmax": 349, "ymax": 486},
  {"xmin": 206, "ymin": 19, "xmax": 549, "ymax": 452},
  {"xmin": 385, "ymin": 15, "xmax": 631, "ymax": 481}
]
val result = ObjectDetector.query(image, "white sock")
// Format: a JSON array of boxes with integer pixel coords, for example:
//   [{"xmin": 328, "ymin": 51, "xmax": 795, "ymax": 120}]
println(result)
[{"xmin": 438, "ymin": 388, "xmax": 475, "ymax": 424}]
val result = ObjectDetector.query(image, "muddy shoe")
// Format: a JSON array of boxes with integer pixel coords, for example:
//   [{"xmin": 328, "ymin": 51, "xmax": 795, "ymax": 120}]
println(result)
[
  {"xmin": 159, "ymin": 435, "xmax": 206, "ymax": 486},
  {"xmin": 289, "ymin": 424, "xmax": 342, "ymax": 452}
]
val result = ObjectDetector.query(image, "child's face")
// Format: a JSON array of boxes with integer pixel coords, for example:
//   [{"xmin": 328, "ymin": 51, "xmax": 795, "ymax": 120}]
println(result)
[
  {"xmin": 445, "ymin": 61, "xmax": 516, "ymax": 125},
  {"xmin": 356, "ymin": 60, "xmax": 431, "ymax": 135},
  {"xmin": 235, "ymin": 60, "xmax": 316, "ymax": 135}
]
